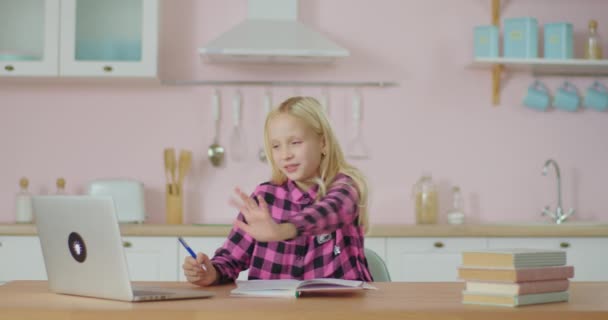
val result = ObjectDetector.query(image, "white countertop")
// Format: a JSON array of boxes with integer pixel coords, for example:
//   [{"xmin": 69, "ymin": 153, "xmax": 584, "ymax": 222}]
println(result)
[{"xmin": 1, "ymin": 223, "xmax": 607, "ymax": 237}]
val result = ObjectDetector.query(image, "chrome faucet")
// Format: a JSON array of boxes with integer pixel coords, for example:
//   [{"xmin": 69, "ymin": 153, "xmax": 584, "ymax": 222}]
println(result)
[{"xmin": 541, "ymin": 159, "xmax": 575, "ymax": 224}]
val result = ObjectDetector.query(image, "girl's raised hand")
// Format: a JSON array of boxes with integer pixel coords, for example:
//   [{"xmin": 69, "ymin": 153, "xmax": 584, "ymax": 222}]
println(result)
[{"xmin": 230, "ymin": 187, "xmax": 296, "ymax": 242}]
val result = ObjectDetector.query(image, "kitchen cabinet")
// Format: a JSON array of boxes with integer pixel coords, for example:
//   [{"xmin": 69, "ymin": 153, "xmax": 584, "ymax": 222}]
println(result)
[
  {"xmin": 0, "ymin": 0, "xmax": 157, "ymax": 77},
  {"xmin": 0, "ymin": 0, "xmax": 60, "ymax": 76},
  {"xmin": 487, "ymin": 237, "xmax": 608, "ymax": 281},
  {"xmin": 365, "ymin": 237, "xmax": 387, "ymax": 263},
  {"xmin": 386, "ymin": 238, "xmax": 487, "ymax": 282},
  {"xmin": 0, "ymin": 236, "xmax": 178, "ymax": 282},
  {"xmin": 3, "ymin": 234, "xmax": 606, "ymax": 283},
  {"xmin": 0, "ymin": 236, "xmax": 47, "ymax": 281},
  {"xmin": 121, "ymin": 237, "xmax": 179, "ymax": 281}
]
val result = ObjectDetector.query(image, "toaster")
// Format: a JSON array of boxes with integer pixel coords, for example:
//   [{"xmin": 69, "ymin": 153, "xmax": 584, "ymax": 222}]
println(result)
[{"xmin": 87, "ymin": 179, "xmax": 146, "ymax": 223}]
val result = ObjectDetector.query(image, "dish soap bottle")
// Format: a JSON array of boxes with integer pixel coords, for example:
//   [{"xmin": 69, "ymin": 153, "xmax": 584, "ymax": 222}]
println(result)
[
  {"xmin": 585, "ymin": 20, "xmax": 603, "ymax": 59},
  {"xmin": 412, "ymin": 175, "xmax": 438, "ymax": 224},
  {"xmin": 447, "ymin": 186, "xmax": 465, "ymax": 225},
  {"xmin": 16, "ymin": 177, "xmax": 34, "ymax": 223}
]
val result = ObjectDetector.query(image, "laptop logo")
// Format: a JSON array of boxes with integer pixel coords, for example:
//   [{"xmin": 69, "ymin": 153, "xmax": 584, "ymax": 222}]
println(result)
[{"xmin": 68, "ymin": 232, "xmax": 87, "ymax": 263}]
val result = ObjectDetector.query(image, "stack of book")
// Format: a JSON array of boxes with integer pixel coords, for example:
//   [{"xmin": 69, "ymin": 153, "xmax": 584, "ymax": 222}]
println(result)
[{"xmin": 458, "ymin": 248, "xmax": 574, "ymax": 307}]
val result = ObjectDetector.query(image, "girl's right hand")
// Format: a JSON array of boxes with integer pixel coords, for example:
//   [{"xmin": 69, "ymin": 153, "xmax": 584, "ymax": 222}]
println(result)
[{"xmin": 182, "ymin": 252, "xmax": 218, "ymax": 287}]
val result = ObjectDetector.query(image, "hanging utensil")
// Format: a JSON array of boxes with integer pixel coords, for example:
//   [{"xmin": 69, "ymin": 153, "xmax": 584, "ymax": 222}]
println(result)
[
  {"xmin": 258, "ymin": 90, "xmax": 272, "ymax": 163},
  {"xmin": 229, "ymin": 90, "xmax": 246, "ymax": 161},
  {"xmin": 347, "ymin": 90, "xmax": 369, "ymax": 159},
  {"xmin": 208, "ymin": 89, "xmax": 225, "ymax": 167},
  {"xmin": 320, "ymin": 88, "xmax": 329, "ymax": 115}
]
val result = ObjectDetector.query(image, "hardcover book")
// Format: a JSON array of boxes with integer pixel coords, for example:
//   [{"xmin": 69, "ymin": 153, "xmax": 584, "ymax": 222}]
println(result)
[
  {"xmin": 458, "ymin": 265, "xmax": 574, "ymax": 282},
  {"xmin": 461, "ymin": 248, "xmax": 566, "ymax": 268},
  {"xmin": 462, "ymin": 290, "xmax": 569, "ymax": 307},
  {"xmin": 465, "ymin": 279, "xmax": 570, "ymax": 295}
]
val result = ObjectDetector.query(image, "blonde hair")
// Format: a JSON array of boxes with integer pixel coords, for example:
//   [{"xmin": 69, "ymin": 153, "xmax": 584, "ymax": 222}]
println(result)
[{"xmin": 263, "ymin": 96, "xmax": 369, "ymax": 232}]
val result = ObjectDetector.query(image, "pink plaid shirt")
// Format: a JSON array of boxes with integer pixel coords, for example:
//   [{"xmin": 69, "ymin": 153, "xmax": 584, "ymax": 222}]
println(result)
[{"xmin": 211, "ymin": 173, "xmax": 372, "ymax": 283}]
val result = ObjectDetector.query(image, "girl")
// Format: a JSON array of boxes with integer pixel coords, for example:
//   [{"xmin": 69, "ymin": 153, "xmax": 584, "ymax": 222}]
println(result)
[{"xmin": 183, "ymin": 96, "xmax": 372, "ymax": 286}]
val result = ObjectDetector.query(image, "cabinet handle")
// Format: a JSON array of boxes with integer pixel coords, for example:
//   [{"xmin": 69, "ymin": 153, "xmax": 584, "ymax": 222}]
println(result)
[
  {"xmin": 103, "ymin": 65, "xmax": 113, "ymax": 72},
  {"xmin": 0, "ymin": 241, "xmax": 3, "ymax": 247},
  {"xmin": 560, "ymin": 242, "xmax": 570, "ymax": 248},
  {"xmin": 4, "ymin": 65, "xmax": 14, "ymax": 71},
  {"xmin": 122, "ymin": 241, "xmax": 132, "ymax": 248},
  {"xmin": 433, "ymin": 241, "xmax": 444, "ymax": 248}
]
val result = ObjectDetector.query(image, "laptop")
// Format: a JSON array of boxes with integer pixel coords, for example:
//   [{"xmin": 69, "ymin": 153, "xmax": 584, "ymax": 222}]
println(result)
[{"xmin": 33, "ymin": 195, "xmax": 214, "ymax": 302}]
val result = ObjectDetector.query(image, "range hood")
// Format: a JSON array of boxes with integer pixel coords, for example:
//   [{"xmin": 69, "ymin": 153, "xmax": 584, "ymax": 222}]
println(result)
[{"xmin": 198, "ymin": 0, "xmax": 350, "ymax": 63}]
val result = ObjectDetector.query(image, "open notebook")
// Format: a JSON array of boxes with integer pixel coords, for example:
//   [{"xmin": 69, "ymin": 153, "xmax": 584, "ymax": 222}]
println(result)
[{"xmin": 231, "ymin": 279, "xmax": 377, "ymax": 298}]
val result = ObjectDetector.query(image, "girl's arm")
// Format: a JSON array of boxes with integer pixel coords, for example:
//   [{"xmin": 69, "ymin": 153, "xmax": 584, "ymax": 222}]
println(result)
[
  {"xmin": 289, "ymin": 175, "xmax": 360, "ymax": 236},
  {"xmin": 210, "ymin": 213, "xmax": 255, "ymax": 284}
]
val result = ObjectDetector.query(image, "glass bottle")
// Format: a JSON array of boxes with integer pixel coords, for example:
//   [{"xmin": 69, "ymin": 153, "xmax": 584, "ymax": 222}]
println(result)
[
  {"xmin": 585, "ymin": 20, "xmax": 603, "ymax": 59},
  {"xmin": 16, "ymin": 177, "xmax": 34, "ymax": 223},
  {"xmin": 447, "ymin": 186, "xmax": 465, "ymax": 225},
  {"xmin": 412, "ymin": 175, "xmax": 438, "ymax": 224}
]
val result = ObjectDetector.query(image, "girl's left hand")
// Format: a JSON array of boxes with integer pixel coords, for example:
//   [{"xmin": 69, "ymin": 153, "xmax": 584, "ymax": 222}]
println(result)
[{"xmin": 229, "ymin": 188, "xmax": 295, "ymax": 242}]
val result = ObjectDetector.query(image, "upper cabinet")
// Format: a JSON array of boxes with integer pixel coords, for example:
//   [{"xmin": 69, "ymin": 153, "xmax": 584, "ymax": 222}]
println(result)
[
  {"xmin": 0, "ymin": 0, "xmax": 60, "ymax": 76},
  {"xmin": 60, "ymin": 0, "xmax": 158, "ymax": 77},
  {"xmin": 0, "ymin": 0, "xmax": 158, "ymax": 77}
]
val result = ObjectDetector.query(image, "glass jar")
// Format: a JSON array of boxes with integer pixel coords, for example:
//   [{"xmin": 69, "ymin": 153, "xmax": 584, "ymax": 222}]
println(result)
[
  {"xmin": 585, "ymin": 20, "xmax": 603, "ymax": 59},
  {"xmin": 412, "ymin": 175, "xmax": 439, "ymax": 224}
]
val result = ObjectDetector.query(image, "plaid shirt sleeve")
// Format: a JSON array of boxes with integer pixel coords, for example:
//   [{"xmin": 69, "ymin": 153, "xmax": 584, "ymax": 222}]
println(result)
[
  {"xmin": 210, "ymin": 212, "xmax": 255, "ymax": 284},
  {"xmin": 290, "ymin": 175, "xmax": 360, "ymax": 237}
]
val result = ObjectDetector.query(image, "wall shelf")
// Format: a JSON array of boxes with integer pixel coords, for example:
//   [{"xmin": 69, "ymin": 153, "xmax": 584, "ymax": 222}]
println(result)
[
  {"xmin": 476, "ymin": 0, "xmax": 607, "ymax": 105},
  {"xmin": 472, "ymin": 58, "xmax": 608, "ymax": 77}
]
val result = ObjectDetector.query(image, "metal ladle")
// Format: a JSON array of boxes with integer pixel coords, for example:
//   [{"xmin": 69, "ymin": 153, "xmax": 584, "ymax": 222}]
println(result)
[{"xmin": 208, "ymin": 89, "xmax": 224, "ymax": 167}]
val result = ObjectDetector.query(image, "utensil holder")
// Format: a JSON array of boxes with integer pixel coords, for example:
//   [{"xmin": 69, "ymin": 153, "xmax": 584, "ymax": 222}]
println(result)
[{"xmin": 166, "ymin": 184, "xmax": 183, "ymax": 224}]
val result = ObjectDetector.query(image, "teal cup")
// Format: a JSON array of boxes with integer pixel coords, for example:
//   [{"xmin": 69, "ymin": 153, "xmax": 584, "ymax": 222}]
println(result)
[
  {"xmin": 553, "ymin": 81, "xmax": 579, "ymax": 112},
  {"xmin": 523, "ymin": 80, "xmax": 550, "ymax": 111},
  {"xmin": 584, "ymin": 81, "xmax": 608, "ymax": 111}
]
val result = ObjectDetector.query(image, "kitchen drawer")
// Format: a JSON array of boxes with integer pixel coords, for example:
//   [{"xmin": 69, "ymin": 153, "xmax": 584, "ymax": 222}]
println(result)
[
  {"xmin": 386, "ymin": 237, "xmax": 487, "ymax": 282},
  {"xmin": 389, "ymin": 237, "xmax": 488, "ymax": 253}
]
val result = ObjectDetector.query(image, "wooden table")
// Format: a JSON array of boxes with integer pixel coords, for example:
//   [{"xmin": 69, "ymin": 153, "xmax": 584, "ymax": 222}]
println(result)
[{"xmin": 1, "ymin": 281, "xmax": 607, "ymax": 320}]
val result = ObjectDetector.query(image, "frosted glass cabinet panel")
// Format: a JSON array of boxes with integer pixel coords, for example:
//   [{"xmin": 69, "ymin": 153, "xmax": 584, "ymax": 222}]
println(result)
[
  {"xmin": 74, "ymin": 0, "xmax": 143, "ymax": 62},
  {"xmin": 0, "ymin": 0, "xmax": 59, "ymax": 76},
  {"xmin": 60, "ymin": 0, "xmax": 158, "ymax": 77}
]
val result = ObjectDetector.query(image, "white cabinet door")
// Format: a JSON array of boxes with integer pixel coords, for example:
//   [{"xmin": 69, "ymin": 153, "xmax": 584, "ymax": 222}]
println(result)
[
  {"xmin": 177, "ymin": 237, "xmax": 249, "ymax": 282},
  {"xmin": 0, "ymin": 0, "xmax": 59, "ymax": 76},
  {"xmin": 365, "ymin": 237, "xmax": 386, "ymax": 262},
  {"xmin": 0, "ymin": 236, "xmax": 47, "ymax": 280},
  {"xmin": 487, "ymin": 237, "xmax": 608, "ymax": 281},
  {"xmin": 386, "ymin": 238, "xmax": 487, "ymax": 282},
  {"xmin": 59, "ymin": 0, "xmax": 158, "ymax": 77},
  {"xmin": 121, "ymin": 237, "xmax": 178, "ymax": 281}
]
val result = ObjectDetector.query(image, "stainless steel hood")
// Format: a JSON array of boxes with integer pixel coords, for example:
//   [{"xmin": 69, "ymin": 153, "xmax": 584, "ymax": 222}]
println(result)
[{"xmin": 198, "ymin": 0, "xmax": 350, "ymax": 63}]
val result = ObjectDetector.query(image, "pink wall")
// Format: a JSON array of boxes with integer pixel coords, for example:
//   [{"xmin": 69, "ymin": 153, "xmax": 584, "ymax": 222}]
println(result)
[{"xmin": 1, "ymin": 0, "xmax": 607, "ymax": 225}]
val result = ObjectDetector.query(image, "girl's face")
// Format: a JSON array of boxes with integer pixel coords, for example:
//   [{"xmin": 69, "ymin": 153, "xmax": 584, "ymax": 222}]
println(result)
[{"xmin": 268, "ymin": 113, "xmax": 324, "ymax": 190}]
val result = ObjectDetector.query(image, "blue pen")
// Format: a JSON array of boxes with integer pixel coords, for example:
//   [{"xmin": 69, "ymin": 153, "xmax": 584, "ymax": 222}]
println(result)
[{"xmin": 178, "ymin": 236, "xmax": 207, "ymax": 271}]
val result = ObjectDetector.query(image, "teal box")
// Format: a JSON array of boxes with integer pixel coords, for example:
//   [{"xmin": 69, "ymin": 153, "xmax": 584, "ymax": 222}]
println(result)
[
  {"xmin": 544, "ymin": 23, "xmax": 573, "ymax": 59},
  {"xmin": 504, "ymin": 17, "xmax": 538, "ymax": 58},
  {"xmin": 474, "ymin": 25, "xmax": 499, "ymax": 58}
]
